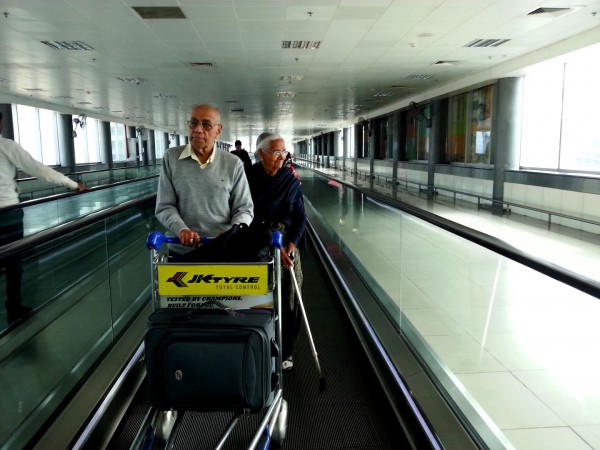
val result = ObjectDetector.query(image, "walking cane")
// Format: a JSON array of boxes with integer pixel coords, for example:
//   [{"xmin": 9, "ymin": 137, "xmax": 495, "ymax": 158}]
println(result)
[{"xmin": 289, "ymin": 266, "xmax": 326, "ymax": 391}]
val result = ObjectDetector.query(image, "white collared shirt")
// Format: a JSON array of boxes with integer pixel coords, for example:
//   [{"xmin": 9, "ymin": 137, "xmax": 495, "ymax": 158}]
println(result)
[{"xmin": 178, "ymin": 144, "xmax": 215, "ymax": 169}]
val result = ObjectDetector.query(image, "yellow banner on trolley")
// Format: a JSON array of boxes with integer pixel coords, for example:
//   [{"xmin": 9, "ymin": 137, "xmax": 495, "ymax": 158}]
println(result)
[{"xmin": 157, "ymin": 264, "xmax": 270, "ymax": 296}]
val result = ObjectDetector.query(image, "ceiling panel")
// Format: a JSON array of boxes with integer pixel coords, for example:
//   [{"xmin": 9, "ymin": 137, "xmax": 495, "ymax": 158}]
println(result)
[{"xmin": 0, "ymin": 0, "xmax": 597, "ymax": 144}]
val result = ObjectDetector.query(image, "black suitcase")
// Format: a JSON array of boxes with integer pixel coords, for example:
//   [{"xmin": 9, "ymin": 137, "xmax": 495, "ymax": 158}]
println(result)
[{"xmin": 145, "ymin": 307, "xmax": 279, "ymax": 412}]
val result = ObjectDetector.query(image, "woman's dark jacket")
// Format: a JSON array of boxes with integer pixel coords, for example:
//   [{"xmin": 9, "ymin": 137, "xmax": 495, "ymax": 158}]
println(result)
[{"xmin": 248, "ymin": 162, "xmax": 306, "ymax": 247}]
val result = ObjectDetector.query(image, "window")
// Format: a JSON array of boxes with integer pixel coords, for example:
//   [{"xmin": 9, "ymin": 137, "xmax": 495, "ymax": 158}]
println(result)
[
  {"xmin": 560, "ymin": 58, "xmax": 600, "ymax": 172},
  {"xmin": 448, "ymin": 94, "xmax": 468, "ymax": 162},
  {"xmin": 154, "ymin": 130, "xmax": 165, "ymax": 159},
  {"xmin": 416, "ymin": 106, "xmax": 430, "ymax": 160},
  {"xmin": 520, "ymin": 64, "xmax": 563, "ymax": 169},
  {"xmin": 13, "ymin": 104, "xmax": 61, "ymax": 166},
  {"xmin": 468, "ymin": 86, "xmax": 493, "ymax": 164},
  {"xmin": 110, "ymin": 122, "xmax": 127, "ymax": 162},
  {"xmin": 73, "ymin": 117, "xmax": 101, "ymax": 164},
  {"xmin": 520, "ymin": 42, "xmax": 600, "ymax": 172},
  {"xmin": 38, "ymin": 109, "xmax": 60, "ymax": 165},
  {"xmin": 405, "ymin": 104, "xmax": 430, "ymax": 161},
  {"xmin": 379, "ymin": 116, "xmax": 392, "ymax": 159},
  {"xmin": 347, "ymin": 126, "xmax": 355, "ymax": 158}
]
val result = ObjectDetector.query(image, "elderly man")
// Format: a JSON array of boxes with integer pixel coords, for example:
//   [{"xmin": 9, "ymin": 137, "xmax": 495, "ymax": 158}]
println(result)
[{"xmin": 155, "ymin": 104, "xmax": 254, "ymax": 257}]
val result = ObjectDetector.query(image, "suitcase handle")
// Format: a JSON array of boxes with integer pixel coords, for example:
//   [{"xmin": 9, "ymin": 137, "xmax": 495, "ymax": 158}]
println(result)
[{"xmin": 169, "ymin": 301, "xmax": 237, "ymax": 322}]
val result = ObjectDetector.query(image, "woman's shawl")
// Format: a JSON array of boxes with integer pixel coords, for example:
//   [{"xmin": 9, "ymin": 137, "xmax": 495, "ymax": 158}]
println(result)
[{"xmin": 249, "ymin": 163, "xmax": 306, "ymax": 246}]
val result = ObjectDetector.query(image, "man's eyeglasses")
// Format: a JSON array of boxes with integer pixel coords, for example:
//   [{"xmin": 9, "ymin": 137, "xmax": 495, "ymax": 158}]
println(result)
[
  {"xmin": 265, "ymin": 149, "xmax": 289, "ymax": 158},
  {"xmin": 187, "ymin": 120, "xmax": 219, "ymax": 131}
]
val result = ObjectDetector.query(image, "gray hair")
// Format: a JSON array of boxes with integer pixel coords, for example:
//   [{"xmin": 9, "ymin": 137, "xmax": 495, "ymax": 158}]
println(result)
[
  {"xmin": 190, "ymin": 104, "xmax": 221, "ymax": 123},
  {"xmin": 256, "ymin": 133, "xmax": 283, "ymax": 152}
]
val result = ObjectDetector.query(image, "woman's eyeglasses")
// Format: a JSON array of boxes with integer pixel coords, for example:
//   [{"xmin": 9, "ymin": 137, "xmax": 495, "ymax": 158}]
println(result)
[
  {"xmin": 265, "ymin": 149, "xmax": 289, "ymax": 158},
  {"xmin": 187, "ymin": 120, "xmax": 219, "ymax": 130}
]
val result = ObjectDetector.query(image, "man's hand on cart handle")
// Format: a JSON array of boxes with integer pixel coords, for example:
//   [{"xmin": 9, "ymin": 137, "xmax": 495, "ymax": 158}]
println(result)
[
  {"xmin": 178, "ymin": 228, "xmax": 200, "ymax": 247},
  {"xmin": 281, "ymin": 242, "xmax": 296, "ymax": 269}
]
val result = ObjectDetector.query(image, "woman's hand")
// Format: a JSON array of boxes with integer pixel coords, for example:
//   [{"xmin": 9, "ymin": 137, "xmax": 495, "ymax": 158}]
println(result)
[
  {"xmin": 178, "ymin": 228, "xmax": 200, "ymax": 247},
  {"xmin": 281, "ymin": 242, "xmax": 296, "ymax": 269}
]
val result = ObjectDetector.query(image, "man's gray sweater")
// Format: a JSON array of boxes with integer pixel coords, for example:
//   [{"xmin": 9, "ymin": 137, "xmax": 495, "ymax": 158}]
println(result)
[{"xmin": 155, "ymin": 145, "xmax": 254, "ymax": 254}]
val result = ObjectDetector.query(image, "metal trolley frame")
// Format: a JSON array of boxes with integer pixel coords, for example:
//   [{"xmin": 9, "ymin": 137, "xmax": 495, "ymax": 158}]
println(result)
[{"xmin": 135, "ymin": 231, "xmax": 288, "ymax": 450}]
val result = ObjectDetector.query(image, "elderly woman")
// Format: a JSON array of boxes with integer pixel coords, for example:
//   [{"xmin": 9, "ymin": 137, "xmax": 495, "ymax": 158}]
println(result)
[{"xmin": 249, "ymin": 133, "xmax": 305, "ymax": 371}]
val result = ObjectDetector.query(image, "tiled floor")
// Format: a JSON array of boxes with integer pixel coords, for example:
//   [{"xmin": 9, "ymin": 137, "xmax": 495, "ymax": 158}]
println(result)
[{"xmin": 302, "ymin": 165, "xmax": 600, "ymax": 450}]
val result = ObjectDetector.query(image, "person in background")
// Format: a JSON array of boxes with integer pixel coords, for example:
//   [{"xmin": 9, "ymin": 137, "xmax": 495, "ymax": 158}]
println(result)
[
  {"xmin": 0, "ymin": 111, "xmax": 88, "ymax": 323},
  {"xmin": 155, "ymin": 104, "xmax": 254, "ymax": 258},
  {"xmin": 230, "ymin": 139, "xmax": 252, "ymax": 176},
  {"xmin": 249, "ymin": 133, "xmax": 305, "ymax": 371},
  {"xmin": 283, "ymin": 152, "xmax": 300, "ymax": 182}
]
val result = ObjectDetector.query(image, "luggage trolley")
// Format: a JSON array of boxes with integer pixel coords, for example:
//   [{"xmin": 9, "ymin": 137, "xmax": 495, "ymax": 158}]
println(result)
[{"xmin": 136, "ymin": 231, "xmax": 289, "ymax": 450}]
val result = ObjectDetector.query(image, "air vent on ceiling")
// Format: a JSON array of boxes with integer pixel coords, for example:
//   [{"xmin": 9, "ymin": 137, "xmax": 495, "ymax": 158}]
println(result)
[
  {"xmin": 527, "ymin": 7, "xmax": 572, "ymax": 16},
  {"xmin": 282, "ymin": 41, "xmax": 321, "ymax": 50},
  {"xmin": 407, "ymin": 74, "xmax": 434, "ymax": 80},
  {"xmin": 190, "ymin": 62, "xmax": 214, "ymax": 68},
  {"xmin": 434, "ymin": 60, "xmax": 460, "ymax": 66},
  {"xmin": 41, "ymin": 41, "xmax": 94, "ymax": 51},
  {"xmin": 116, "ymin": 77, "xmax": 144, "ymax": 84},
  {"xmin": 132, "ymin": 7, "xmax": 186, "ymax": 19},
  {"xmin": 464, "ymin": 39, "xmax": 510, "ymax": 48},
  {"xmin": 276, "ymin": 92, "xmax": 296, "ymax": 98},
  {"xmin": 230, "ymin": 108, "xmax": 244, "ymax": 112},
  {"xmin": 280, "ymin": 75, "xmax": 304, "ymax": 81}
]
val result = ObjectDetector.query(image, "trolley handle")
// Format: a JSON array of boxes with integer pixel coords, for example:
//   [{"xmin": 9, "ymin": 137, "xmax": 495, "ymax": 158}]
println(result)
[
  {"xmin": 146, "ymin": 230, "xmax": 283, "ymax": 251},
  {"xmin": 146, "ymin": 231, "xmax": 212, "ymax": 251}
]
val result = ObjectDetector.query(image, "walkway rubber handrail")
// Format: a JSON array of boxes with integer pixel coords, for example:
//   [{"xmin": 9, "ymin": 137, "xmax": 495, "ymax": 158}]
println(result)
[
  {"xmin": 0, "ymin": 194, "xmax": 157, "ymax": 260},
  {"xmin": 0, "ymin": 174, "xmax": 158, "ymax": 214}
]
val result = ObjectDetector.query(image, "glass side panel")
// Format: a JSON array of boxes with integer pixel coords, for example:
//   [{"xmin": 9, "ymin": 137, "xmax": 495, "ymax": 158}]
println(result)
[
  {"xmin": 17, "ymin": 177, "xmax": 158, "ymax": 237},
  {"xmin": 297, "ymin": 166, "xmax": 600, "ymax": 450},
  {"xmin": 16, "ymin": 165, "xmax": 161, "ymax": 201},
  {"xmin": 0, "ymin": 201, "xmax": 161, "ymax": 448}
]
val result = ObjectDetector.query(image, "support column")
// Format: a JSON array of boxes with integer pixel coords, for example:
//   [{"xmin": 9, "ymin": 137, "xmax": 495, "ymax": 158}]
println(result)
[
  {"xmin": 491, "ymin": 77, "xmax": 523, "ymax": 214},
  {"xmin": 147, "ymin": 130, "xmax": 156, "ymax": 165},
  {"xmin": 126, "ymin": 126, "xmax": 137, "ymax": 165},
  {"xmin": 0, "ymin": 104, "xmax": 15, "ymax": 139},
  {"xmin": 326, "ymin": 132, "xmax": 334, "ymax": 168},
  {"xmin": 99, "ymin": 121, "xmax": 113, "ymax": 169},
  {"xmin": 136, "ymin": 127, "xmax": 148, "ymax": 166},
  {"xmin": 59, "ymin": 114, "xmax": 76, "ymax": 173},
  {"xmin": 391, "ymin": 111, "xmax": 400, "ymax": 185},
  {"xmin": 342, "ymin": 127, "xmax": 349, "ymax": 171},
  {"xmin": 354, "ymin": 124, "xmax": 361, "ymax": 176},
  {"xmin": 426, "ymin": 99, "xmax": 447, "ymax": 198},
  {"xmin": 368, "ymin": 120, "xmax": 375, "ymax": 186}
]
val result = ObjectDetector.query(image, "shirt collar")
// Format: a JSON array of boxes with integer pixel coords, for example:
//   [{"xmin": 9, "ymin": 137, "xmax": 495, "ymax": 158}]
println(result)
[{"xmin": 179, "ymin": 144, "xmax": 216, "ymax": 168}]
